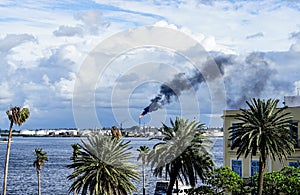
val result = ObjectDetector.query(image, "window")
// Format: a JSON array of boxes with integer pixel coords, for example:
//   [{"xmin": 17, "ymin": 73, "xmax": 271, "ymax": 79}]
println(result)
[
  {"xmin": 232, "ymin": 159, "xmax": 242, "ymax": 177},
  {"xmin": 290, "ymin": 121, "xmax": 298, "ymax": 148},
  {"xmin": 250, "ymin": 159, "xmax": 260, "ymax": 176},
  {"xmin": 289, "ymin": 161, "xmax": 300, "ymax": 168}
]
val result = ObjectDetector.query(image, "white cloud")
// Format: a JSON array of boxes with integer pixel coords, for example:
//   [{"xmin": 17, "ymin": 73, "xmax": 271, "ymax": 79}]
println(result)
[
  {"xmin": 53, "ymin": 25, "xmax": 83, "ymax": 37},
  {"xmin": 289, "ymin": 29, "xmax": 300, "ymax": 52},
  {"xmin": 74, "ymin": 10, "xmax": 110, "ymax": 35},
  {"xmin": 0, "ymin": 34, "xmax": 36, "ymax": 53},
  {"xmin": 42, "ymin": 74, "xmax": 50, "ymax": 85},
  {"xmin": 290, "ymin": 42, "xmax": 300, "ymax": 52},
  {"xmin": 0, "ymin": 0, "xmax": 300, "ymax": 128},
  {"xmin": 95, "ymin": 0, "xmax": 300, "ymax": 52},
  {"xmin": 54, "ymin": 72, "xmax": 76, "ymax": 100},
  {"xmin": 153, "ymin": 20, "xmax": 236, "ymax": 54},
  {"xmin": 0, "ymin": 82, "xmax": 13, "ymax": 105}
]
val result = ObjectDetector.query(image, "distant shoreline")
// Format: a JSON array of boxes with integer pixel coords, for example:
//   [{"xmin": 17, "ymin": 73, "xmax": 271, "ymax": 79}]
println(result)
[{"xmin": 0, "ymin": 133, "xmax": 82, "ymax": 138}]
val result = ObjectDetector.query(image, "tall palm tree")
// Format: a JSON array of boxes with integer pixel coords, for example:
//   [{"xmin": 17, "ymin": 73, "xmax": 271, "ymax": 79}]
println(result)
[
  {"xmin": 33, "ymin": 148, "xmax": 48, "ymax": 195},
  {"xmin": 71, "ymin": 144, "xmax": 81, "ymax": 195},
  {"xmin": 148, "ymin": 117, "xmax": 214, "ymax": 195},
  {"xmin": 229, "ymin": 98, "xmax": 295, "ymax": 195},
  {"xmin": 3, "ymin": 106, "xmax": 30, "ymax": 195},
  {"xmin": 137, "ymin": 145, "xmax": 150, "ymax": 195},
  {"xmin": 67, "ymin": 135, "xmax": 139, "ymax": 195}
]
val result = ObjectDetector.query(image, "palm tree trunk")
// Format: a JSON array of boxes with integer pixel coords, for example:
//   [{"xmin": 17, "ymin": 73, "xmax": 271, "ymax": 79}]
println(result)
[
  {"xmin": 176, "ymin": 179, "xmax": 179, "ymax": 195},
  {"xmin": 38, "ymin": 171, "xmax": 41, "ymax": 195},
  {"xmin": 2, "ymin": 121, "xmax": 13, "ymax": 195},
  {"xmin": 167, "ymin": 165, "xmax": 180, "ymax": 195},
  {"xmin": 167, "ymin": 176, "xmax": 176, "ymax": 195},
  {"xmin": 257, "ymin": 158, "xmax": 265, "ymax": 195},
  {"xmin": 142, "ymin": 162, "xmax": 145, "ymax": 195}
]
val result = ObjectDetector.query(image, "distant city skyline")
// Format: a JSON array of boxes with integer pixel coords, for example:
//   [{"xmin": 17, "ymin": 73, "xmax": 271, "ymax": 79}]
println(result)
[{"xmin": 0, "ymin": 0, "xmax": 300, "ymax": 129}]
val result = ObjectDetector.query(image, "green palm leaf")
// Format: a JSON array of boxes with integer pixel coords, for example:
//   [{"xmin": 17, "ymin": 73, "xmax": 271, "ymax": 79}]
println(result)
[
  {"xmin": 228, "ymin": 98, "xmax": 295, "ymax": 195},
  {"xmin": 67, "ymin": 135, "xmax": 138, "ymax": 195},
  {"xmin": 148, "ymin": 117, "xmax": 214, "ymax": 194}
]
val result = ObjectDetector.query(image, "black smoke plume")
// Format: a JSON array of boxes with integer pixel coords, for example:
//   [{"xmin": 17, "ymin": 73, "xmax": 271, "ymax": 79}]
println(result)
[
  {"xmin": 141, "ymin": 51, "xmax": 295, "ymax": 116},
  {"xmin": 140, "ymin": 73, "xmax": 200, "ymax": 117},
  {"xmin": 140, "ymin": 57, "xmax": 229, "ymax": 116}
]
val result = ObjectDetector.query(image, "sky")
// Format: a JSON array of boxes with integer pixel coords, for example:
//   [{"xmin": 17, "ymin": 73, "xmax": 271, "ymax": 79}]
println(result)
[{"xmin": 0, "ymin": 0, "xmax": 300, "ymax": 129}]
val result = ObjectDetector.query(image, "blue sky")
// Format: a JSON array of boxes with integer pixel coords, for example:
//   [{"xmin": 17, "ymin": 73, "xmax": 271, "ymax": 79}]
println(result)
[{"xmin": 0, "ymin": 0, "xmax": 300, "ymax": 129}]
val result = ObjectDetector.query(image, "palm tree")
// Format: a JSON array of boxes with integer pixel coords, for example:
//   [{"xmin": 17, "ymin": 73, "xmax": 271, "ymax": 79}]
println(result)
[
  {"xmin": 71, "ymin": 144, "xmax": 81, "ymax": 195},
  {"xmin": 3, "ymin": 106, "xmax": 30, "ymax": 195},
  {"xmin": 148, "ymin": 117, "xmax": 214, "ymax": 195},
  {"xmin": 111, "ymin": 125, "xmax": 122, "ymax": 140},
  {"xmin": 33, "ymin": 148, "xmax": 48, "ymax": 195},
  {"xmin": 137, "ymin": 145, "xmax": 150, "ymax": 195},
  {"xmin": 229, "ymin": 98, "xmax": 295, "ymax": 195},
  {"xmin": 67, "ymin": 135, "xmax": 139, "ymax": 195}
]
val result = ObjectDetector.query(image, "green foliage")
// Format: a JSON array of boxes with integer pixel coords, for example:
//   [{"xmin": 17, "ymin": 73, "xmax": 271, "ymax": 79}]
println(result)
[
  {"xmin": 33, "ymin": 148, "xmax": 48, "ymax": 172},
  {"xmin": 137, "ymin": 145, "xmax": 150, "ymax": 163},
  {"xmin": 70, "ymin": 143, "xmax": 81, "ymax": 161},
  {"xmin": 251, "ymin": 166, "xmax": 300, "ymax": 194},
  {"xmin": 67, "ymin": 135, "xmax": 139, "ymax": 195},
  {"xmin": 6, "ymin": 106, "xmax": 30, "ymax": 126},
  {"xmin": 192, "ymin": 167, "xmax": 244, "ymax": 194},
  {"xmin": 207, "ymin": 166, "xmax": 244, "ymax": 194},
  {"xmin": 262, "ymin": 170, "xmax": 284, "ymax": 194},
  {"xmin": 229, "ymin": 98, "xmax": 294, "ymax": 161},
  {"xmin": 33, "ymin": 148, "xmax": 48, "ymax": 195},
  {"xmin": 3, "ymin": 106, "xmax": 30, "ymax": 195},
  {"xmin": 148, "ymin": 117, "xmax": 214, "ymax": 194},
  {"xmin": 281, "ymin": 166, "xmax": 300, "ymax": 194}
]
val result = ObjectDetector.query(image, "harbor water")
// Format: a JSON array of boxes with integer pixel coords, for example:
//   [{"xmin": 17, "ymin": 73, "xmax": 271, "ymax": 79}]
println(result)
[{"xmin": 0, "ymin": 137, "xmax": 223, "ymax": 195}]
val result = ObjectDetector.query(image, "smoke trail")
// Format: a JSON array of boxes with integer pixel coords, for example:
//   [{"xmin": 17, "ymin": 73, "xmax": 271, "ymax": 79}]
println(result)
[
  {"xmin": 140, "ymin": 56, "xmax": 229, "ymax": 116},
  {"xmin": 140, "ymin": 73, "xmax": 200, "ymax": 117},
  {"xmin": 224, "ymin": 52, "xmax": 294, "ymax": 109},
  {"xmin": 140, "ymin": 51, "xmax": 295, "ymax": 116},
  {"xmin": 225, "ymin": 52, "xmax": 272, "ymax": 108}
]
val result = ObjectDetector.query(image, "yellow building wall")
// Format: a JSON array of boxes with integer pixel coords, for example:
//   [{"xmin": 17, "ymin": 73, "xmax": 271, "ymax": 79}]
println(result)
[{"xmin": 223, "ymin": 107, "xmax": 300, "ymax": 178}]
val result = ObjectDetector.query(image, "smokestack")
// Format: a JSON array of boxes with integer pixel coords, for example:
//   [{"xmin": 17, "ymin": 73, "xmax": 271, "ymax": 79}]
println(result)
[{"xmin": 139, "ymin": 116, "xmax": 141, "ymax": 128}]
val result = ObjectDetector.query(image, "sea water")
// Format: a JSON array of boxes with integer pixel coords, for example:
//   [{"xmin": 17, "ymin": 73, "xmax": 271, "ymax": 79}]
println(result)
[{"xmin": 0, "ymin": 137, "xmax": 223, "ymax": 195}]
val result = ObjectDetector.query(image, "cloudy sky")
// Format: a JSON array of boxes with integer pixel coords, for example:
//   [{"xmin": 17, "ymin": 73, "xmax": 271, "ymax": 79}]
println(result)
[{"xmin": 0, "ymin": 0, "xmax": 300, "ymax": 129}]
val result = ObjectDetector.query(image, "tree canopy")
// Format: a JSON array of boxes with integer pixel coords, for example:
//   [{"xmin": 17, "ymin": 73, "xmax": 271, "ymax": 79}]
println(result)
[
  {"xmin": 67, "ymin": 135, "xmax": 139, "ymax": 195},
  {"xmin": 229, "ymin": 98, "xmax": 295, "ymax": 195},
  {"xmin": 148, "ymin": 117, "xmax": 214, "ymax": 194}
]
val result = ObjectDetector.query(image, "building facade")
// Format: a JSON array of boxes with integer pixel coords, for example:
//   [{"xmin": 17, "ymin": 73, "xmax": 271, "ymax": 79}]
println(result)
[{"xmin": 223, "ymin": 96, "xmax": 300, "ymax": 178}]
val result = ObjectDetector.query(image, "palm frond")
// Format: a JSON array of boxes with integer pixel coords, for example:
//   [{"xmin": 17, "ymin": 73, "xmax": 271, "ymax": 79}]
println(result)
[
  {"xmin": 67, "ymin": 135, "xmax": 138, "ymax": 195},
  {"xmin": 148, "ymin": 117, "xmax": 214, "ymax": 191}
]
